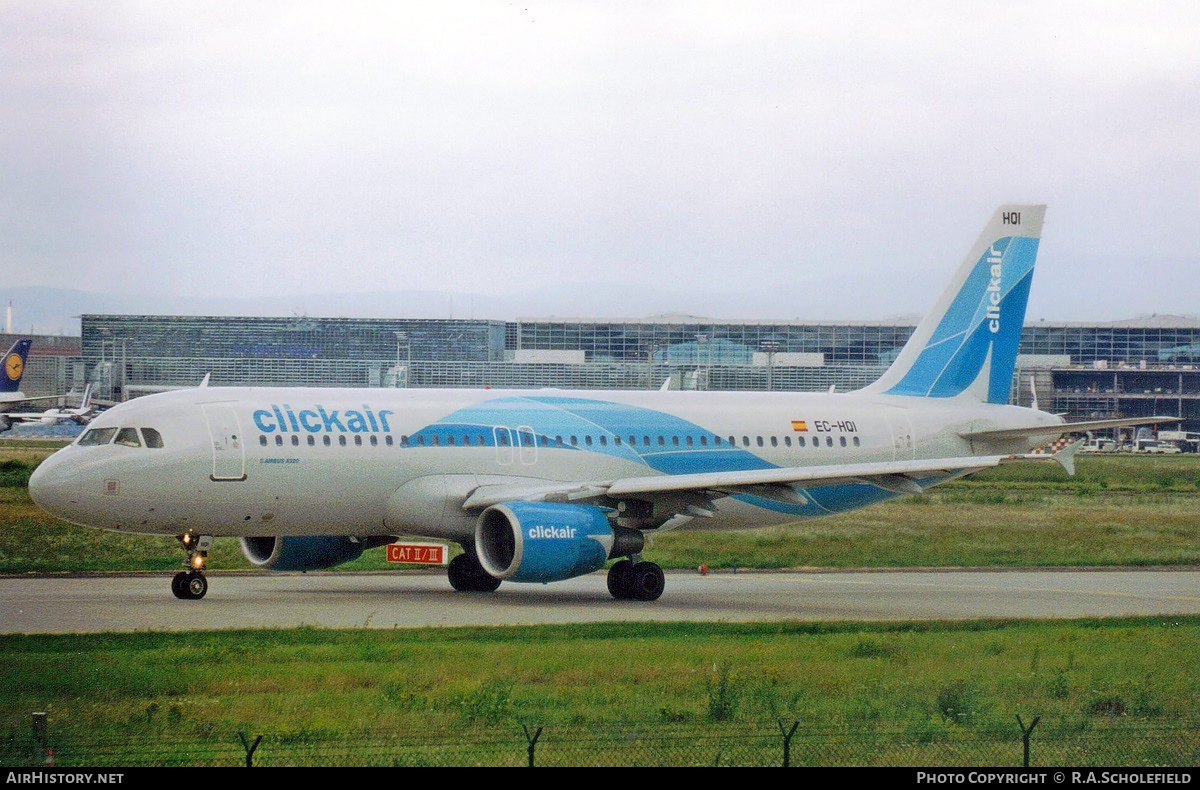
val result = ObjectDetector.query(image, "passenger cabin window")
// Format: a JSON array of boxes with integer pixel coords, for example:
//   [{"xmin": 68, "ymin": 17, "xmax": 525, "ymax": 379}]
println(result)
[
  {"xmin": 79, "ymin": 427, "xmax": 117, "ymax": 446},
  {"xmin": 114, "ymin": 428, "xmax": 141, "ymax": 447},
  {"xmin": 141, "ymin": 428, "xmax": 164, "ymax": 448}
]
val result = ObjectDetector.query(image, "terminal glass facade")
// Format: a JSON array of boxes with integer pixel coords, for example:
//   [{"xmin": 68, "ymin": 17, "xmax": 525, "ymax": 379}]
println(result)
[{"xmin": 72, "ymin": 314, "xmax": 1200, "ymax": 432}]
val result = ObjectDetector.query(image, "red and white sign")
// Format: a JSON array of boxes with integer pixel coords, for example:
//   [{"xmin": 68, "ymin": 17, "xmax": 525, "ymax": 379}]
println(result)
[{"xmin": 386, "ymin": 542, "xmax": 448, "ymax": 565}]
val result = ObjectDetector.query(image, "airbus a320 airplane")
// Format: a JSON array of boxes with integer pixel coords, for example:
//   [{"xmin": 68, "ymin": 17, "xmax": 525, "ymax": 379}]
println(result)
[{"xmin": 28, "ymin": 205, "xmax": 1164, "ymax": 602}]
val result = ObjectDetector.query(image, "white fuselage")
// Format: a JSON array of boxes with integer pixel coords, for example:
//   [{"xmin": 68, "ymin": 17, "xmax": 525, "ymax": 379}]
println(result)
[{"xmin": 29, "ymin": 385, "xmax": 1061, "ymax": 542}]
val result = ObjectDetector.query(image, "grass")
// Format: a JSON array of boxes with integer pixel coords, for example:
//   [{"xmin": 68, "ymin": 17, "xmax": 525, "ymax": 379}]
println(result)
[{"xmin": 2, "ymin": 619, "xmax": 1198, "ymax": 765}]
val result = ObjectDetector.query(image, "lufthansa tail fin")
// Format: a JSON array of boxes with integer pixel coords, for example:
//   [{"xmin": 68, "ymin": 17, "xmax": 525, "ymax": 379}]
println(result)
[
  {"xmin": 864, "ymin": 205, "xmax": 1045, "ymax": 404},
  {"xmin": 1, "ymin": 339, "xmax": 32, "ymax": 394}
]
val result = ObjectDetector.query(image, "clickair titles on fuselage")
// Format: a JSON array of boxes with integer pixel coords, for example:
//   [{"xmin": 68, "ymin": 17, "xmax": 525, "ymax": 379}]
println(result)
[{"xmin": 252, "ymin": 404, "xmax": 396, "ymax": 434}]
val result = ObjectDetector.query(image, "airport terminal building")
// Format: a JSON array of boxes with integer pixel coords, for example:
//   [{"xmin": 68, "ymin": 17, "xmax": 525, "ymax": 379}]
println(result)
[{"xmin": 51, "ymin": 313, "xmax": 1200, "ymax": 434}]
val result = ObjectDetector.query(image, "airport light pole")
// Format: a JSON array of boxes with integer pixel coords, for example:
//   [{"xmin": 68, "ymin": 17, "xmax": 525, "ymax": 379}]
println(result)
[
  {"xmin": 763, "ymin": 339, "xmax": 781, "ymax": 392},
  {"xmin": 393, "ymin": 331, "xmax": 409, "ymax": 387}
]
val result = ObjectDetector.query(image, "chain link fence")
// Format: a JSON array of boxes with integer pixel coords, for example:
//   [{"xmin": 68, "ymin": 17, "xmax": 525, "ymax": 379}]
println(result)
[{"xmin": 4, "ymin": 720, "xmax": 1198, "ymax": 767}]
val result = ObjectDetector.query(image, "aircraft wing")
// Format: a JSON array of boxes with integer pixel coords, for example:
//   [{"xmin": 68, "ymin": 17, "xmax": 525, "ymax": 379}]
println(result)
[
  {"xmin": 6, "ymin": 412, "xmax": 91, "ymax": 425},
  {"xmin": 3, "ymin": 411, "xmax": 49, "ymax": 420},
  {"xmin": 0, "ymin": 395, "xmax": 59, "ymax": 410},
  {"xmin": 460, "ymin": 450, "xmax": 1073, "ymax": 512},
  {"xmin": 960, "ymin": 416, "xmax": 1178, "ymax": 443}
]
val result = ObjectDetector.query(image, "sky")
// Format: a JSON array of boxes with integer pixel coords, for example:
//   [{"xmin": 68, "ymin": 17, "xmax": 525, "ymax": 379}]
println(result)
[{"xmin": 2, "ymin": 1, "xmax": 1198, "ymax": 325}]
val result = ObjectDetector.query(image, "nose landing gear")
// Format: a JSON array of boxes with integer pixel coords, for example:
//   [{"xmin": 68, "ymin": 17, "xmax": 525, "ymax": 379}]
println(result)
[{"xmin": 172, "ymin": 534, "xmax": 213, "ymax": 599}]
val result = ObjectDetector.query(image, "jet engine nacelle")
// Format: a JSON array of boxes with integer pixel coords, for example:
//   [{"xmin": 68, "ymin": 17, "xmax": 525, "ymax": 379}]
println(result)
[
  {"xmin": 475, "ymin": 501, "xmax": 643, "ymax": 583},
  {"xmin": 240, "ymin": 535, "xmax": 393, "ymax": 572}
]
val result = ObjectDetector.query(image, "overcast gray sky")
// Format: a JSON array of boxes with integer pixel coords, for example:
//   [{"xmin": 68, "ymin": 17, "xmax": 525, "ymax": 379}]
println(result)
[{"xmin": 2, "ymin": 1, "xmax": 1198, "ymax": 323}]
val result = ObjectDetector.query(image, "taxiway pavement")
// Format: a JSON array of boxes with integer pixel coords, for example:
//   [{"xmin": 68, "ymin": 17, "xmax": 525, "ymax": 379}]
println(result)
[{"xmin": 2, "ymin": 569, "xmax": 1198, "ymax": 633}]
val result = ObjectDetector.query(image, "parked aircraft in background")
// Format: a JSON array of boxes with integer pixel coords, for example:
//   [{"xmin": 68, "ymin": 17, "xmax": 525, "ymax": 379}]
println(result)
[
  {"xmin": 6, "ymin": 384, "xmax": 97, "ymax": 427},
  {"xmin": 28, "ymin": 205, "xmax": 1172, "ymax": 601},
  {"xmin": 0, "ymin": 339, "xmax": 62, "ymax": 432}
]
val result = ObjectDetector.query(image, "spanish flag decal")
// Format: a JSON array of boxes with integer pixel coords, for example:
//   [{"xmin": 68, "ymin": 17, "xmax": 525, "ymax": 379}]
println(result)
[{"xmin": 791, "ymin": 420, "xmax": 807, "ymax": 432}]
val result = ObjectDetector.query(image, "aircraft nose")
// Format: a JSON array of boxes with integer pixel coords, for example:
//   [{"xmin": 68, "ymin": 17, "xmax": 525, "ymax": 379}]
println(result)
[{"xmin": 28, "ymin": 454, "xmax": 79, "ymax": 522}]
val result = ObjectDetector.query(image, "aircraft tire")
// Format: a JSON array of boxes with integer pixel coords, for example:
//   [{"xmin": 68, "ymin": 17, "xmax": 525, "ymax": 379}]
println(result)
[
  {"xmin": 171, "ymin": 571, "xmax": 189, "ymax": 599},
  {"xmin": 448, "ymin": 553, "xmax": 501, "ymax": 593},
  {"xmin": 607, "ymin": 559, "xmax": 635, "ymax": 600},
  {"xmin": 629, "ymin": 562, "xmax": 665, "ymax": 602},
  {"xmin": 183, "ymin": 572, "xmax": 208, "ymax": 600}
]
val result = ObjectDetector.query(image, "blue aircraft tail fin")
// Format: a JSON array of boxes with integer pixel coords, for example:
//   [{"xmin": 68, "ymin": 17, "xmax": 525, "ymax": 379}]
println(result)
[
  {"xmin": 1, "ymin": 339, "xmax": 32, "ymax": 394},
  {"xmin": 864, "ymin": 205, "xmax": 1045, "ymax": 404}
]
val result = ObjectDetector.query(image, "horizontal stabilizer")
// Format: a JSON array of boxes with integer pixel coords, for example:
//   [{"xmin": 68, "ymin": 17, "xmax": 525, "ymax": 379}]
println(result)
[{"xmin": 961, "ymin": 416, "xmax": 1178, "ymax": 443}]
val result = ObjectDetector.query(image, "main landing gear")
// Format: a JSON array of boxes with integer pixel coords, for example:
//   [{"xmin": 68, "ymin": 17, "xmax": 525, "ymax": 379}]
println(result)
[
  {"xmin": 172, "ymin": 533, "xmax": 212, "ymax": 600},
  {"xmin": 607, "ymin": 557, "xmax": 665, "ymax": 601},
  {"xmin": 448, "ymin": 549, "xmax": 502, "ymax": 593}
]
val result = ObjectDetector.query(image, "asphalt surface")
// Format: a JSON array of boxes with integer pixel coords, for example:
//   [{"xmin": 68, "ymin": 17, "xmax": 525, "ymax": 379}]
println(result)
[{"xmin": 2, "ymin": 569, "xmax": 1199, "ymax": 633}]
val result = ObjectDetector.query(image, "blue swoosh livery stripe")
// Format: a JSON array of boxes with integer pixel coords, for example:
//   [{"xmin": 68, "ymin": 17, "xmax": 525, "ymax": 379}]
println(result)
[{"xmin": 407, "ymin": 396, "xmax": 950, "ymax": 518}]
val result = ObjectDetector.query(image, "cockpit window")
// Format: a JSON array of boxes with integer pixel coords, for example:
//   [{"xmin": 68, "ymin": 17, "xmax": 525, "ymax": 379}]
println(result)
[
  {"xmin": 79, "ymin": 427, "xmax": 117, "ymax": 446},
  {"xmin": 141, "ymin": 428, "xmax": 164, "ymax": 448},
  {"xmin": 114, "ymin": 428, "xmax": 142, "ymax": 447}
]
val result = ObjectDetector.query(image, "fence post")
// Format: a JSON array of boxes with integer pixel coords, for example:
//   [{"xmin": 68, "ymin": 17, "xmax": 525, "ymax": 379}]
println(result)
[
  {"xmin": 31, "ymin": 712, "xmax": 48, "ymax": 767},
  {"xmin": 1015, "ymin": 715, "xmax": 1040, "ymax": 768},
  {"xmin": 778, "ymin": 720, "xmax": 800, "ymax": 767},
  {"xmin": 238, "ymin": 732, "xmax": 263, "ymax": 767},
  {"xmin": 521, "ymin": 723, "xmax": 543, "ymax": 768}
]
